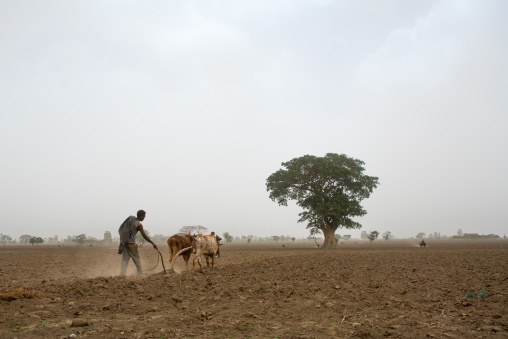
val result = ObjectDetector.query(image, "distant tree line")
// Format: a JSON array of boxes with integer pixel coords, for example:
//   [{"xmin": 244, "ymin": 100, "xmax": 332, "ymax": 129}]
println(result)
[
  {"xmin": 451, "ymin": 233, "xmax": 500, "ymax": 240},
  {"xmin": 414, "ymin": 229, "xmax": 502, "ymax": 240},
  {"xmin": 2, "ymin": 227, "xmax": 504, "ymax": 247}
]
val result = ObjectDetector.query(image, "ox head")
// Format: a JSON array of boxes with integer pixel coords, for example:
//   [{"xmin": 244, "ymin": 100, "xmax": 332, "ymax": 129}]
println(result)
[
  {"xmin": 215, "ymin": 234, "xmax": 223, "ymax": 257},
  {"xmin": 191, "ymin": 234, "xmax": 202, "ymax": 254}
]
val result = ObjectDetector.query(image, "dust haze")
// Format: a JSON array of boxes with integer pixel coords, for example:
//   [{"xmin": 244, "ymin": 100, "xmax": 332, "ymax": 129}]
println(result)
[{"xmin": 1, "ymin": 1, "xmax": 507, "ymax": 241}]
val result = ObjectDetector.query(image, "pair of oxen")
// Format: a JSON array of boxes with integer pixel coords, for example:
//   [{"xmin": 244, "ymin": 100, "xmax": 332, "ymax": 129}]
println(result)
[{"xmin": 167, "ymin": 232, "xmax": 222, "ymax": 272}]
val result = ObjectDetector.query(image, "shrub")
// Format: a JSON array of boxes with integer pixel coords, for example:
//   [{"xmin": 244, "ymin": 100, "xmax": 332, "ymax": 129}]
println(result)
[{"xmin": 466, "ymin": 290, "xmax": 488, "ymax": 302}]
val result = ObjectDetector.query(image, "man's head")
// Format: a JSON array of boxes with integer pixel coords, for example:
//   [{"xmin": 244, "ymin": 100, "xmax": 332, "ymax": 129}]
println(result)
[{"xmin": 137, "ymin": 210, "xmax": 146, "ymax": 221}]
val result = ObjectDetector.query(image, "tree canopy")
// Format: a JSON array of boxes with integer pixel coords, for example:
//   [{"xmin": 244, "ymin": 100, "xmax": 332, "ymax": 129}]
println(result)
[
  {"xmin": 29, "ymin": 237, "xmax": 44, "ymax": 245},
  {"xmin": 266, "ymin": 153, "xmax": 379, "ymax": 248},
  {"xmin": 20, "ymin": 234, "xmax": 32, "ymax": 244},
  {"xmin": 382, "ymin": 231, "xmax": 394, "ymax": 241},
  {"xmin": 179, "ymin": 225, "xmax": 208, "ymax": 235},
  {"xmin": 74, "ymin": 234, "xmax": 86, "ymax": 246},
  {"xmin": 367, "ymin": 231, "xmax": 379, "ymax": 244},
  {"xmin": 222, "ymin": 232, "xmax": 233, "ymax": 243},
  {"xmin": 0, "ymin": 234, "xmax": 12, "ymax": 245}
]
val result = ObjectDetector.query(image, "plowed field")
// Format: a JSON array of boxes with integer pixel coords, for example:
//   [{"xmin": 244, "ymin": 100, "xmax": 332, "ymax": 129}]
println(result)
[{"xmin": 1, "ymin": 240, "xmax": 507, "ymax": 338}]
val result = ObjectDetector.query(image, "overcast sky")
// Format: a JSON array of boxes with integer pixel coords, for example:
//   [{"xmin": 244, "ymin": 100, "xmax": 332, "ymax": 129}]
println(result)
[{"xmin": 1, "ymin": 0, "xmax": 507, "ymax": 241}]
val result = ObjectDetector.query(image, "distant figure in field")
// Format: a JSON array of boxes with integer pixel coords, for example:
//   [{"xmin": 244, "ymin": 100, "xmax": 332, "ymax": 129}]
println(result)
[
  {"xmin": 118, "ymin": 210, "xmax": 158, "ymax": 276},
  {"xmin": 419, "ymin": 240, "xmax": 427, "ymax": 248}
]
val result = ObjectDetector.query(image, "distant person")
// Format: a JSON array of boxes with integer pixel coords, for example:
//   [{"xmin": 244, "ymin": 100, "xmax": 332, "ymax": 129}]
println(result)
[
  {"xmin": 118, "ymin": 210, "xmax": 158, "ymax": 276},
  {"xmin": 419, "ymin": 240, "xmax": 427, "ymax": 248}
]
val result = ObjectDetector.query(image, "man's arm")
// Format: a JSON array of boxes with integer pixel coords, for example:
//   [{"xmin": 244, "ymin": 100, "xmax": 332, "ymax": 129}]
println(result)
[{"xmin": 137, "ymin": 225, "xmax": 158, "ymax": 249}]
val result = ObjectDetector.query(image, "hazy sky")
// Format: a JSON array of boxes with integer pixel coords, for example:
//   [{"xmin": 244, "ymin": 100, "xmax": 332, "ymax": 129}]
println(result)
[{"xmin": 1, "ymin": 0, "xmax": 507, "ymax": 241}]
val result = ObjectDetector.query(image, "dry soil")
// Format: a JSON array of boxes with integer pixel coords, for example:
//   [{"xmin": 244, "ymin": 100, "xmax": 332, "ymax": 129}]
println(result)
[{"xmin": 1, "ymin": 240, "xmax": 507, "ymax": 338}]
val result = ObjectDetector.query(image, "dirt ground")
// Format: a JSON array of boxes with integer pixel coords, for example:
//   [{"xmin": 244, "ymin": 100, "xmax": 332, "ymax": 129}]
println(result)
[{"xmin": 1, "ymin": 240, "xmax": 507, "ymax": 338}]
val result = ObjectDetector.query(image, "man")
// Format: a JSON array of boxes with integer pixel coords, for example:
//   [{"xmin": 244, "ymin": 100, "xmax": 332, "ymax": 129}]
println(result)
[{"xmin": 118, "ymin": 210, "xmax": 158, "ymax": 276}]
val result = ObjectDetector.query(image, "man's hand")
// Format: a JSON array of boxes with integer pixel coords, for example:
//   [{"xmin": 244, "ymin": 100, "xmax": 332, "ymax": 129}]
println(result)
[{"xmin": 152, "ymin": 243, "xmax": 158, "ymax": 250}]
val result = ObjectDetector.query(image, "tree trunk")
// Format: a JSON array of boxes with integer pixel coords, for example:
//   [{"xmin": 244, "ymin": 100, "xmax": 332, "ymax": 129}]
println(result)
[{"xmin": 321, "ymin": 226, "xmax": 338, "ymax": 249}]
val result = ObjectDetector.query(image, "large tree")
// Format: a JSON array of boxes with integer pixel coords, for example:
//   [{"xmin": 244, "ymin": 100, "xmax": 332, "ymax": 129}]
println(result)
[{"xmin": 266, "ymin": 153, "xmax": 379, "ymax": 249}]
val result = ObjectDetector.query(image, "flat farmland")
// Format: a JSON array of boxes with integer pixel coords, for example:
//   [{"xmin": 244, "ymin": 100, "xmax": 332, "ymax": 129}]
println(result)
[{"xmin": 1, "ymin": 240, "xmax": 507, "ymax": 338}]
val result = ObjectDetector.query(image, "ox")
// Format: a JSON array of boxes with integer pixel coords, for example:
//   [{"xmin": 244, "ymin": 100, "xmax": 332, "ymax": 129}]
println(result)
[
  {"xmin": 192, "ymin": 232, "xmax": 221, "ymax": 272},
  {"xmin": 419, "ymin": 240, "xmax": 427, "ymax": 248},
  {"xmin": 167, "ymin": 233, "xmax": 194, "ymax": 271}
]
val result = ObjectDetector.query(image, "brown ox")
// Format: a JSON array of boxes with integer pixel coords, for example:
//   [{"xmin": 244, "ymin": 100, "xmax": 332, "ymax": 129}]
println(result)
[
  {"xmin": 192, "ymin": 232, "xmax": 221, "ymax": 272},
  {"xmin": 167, "ymin": 233, "xmax": 194, "ymax": 271}
]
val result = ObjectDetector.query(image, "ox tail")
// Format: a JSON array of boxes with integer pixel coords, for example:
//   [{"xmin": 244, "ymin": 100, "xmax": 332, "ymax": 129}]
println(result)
[{"xmin": 168, "ymin": 246, "xmax": 192, "ymax": 270}]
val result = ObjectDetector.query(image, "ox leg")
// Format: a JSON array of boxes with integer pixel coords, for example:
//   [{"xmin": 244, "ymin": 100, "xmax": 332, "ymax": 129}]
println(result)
[
  {"xmin": 169, "ymin": 253, "xmax": 174, "ymax": 265},
  {"xmin": 193, "ymin": 256, "xmax": 203, "ymax": 272},
  {"xmin": 168, "ymin": 246, "xmax": 174, "ymax": 265}
]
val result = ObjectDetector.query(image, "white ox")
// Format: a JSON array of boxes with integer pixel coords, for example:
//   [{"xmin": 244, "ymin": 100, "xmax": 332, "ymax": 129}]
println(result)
[{"xmin": 192, "ymin": 232, "xmax": 221, "ymax": 272}]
